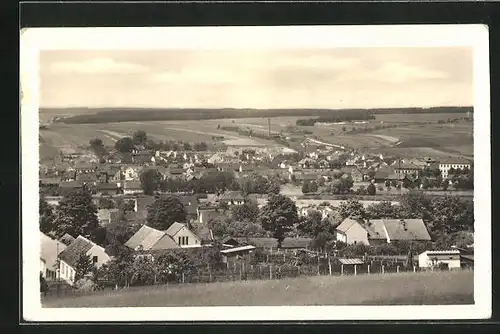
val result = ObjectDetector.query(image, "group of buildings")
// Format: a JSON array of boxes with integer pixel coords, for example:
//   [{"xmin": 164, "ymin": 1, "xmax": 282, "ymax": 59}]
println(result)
[{"xmin": 39, "ymin": 141, "xmax": 474, "ymax": 287}]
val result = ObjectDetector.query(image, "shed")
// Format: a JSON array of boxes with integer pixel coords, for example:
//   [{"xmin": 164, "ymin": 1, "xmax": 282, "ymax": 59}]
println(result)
[
  {"xmin": 418, "ymin": 250, "xmax": 461, "ymax": 269},
  {"xmin": 221, "ymin": 245, "xmax": 256, "ymax": 263}
]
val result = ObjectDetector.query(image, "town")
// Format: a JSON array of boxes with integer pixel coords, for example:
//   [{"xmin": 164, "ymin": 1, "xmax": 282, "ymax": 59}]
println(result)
[{"xmin": 39, "ymin": 126, "xmax": 474, "ymax": 300}]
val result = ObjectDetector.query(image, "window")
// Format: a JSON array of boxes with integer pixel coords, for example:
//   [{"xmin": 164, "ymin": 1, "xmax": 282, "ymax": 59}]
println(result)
[
  {"xmin": 185, "ymin": 236, "xmax": 189, "ymax": 245},
  {"xmin": 178, "ymin": 237, "xmax": 182, "ymax": 245},
  {"xmin": 93, "ymin": 256, "xmax": 98, "ymax": 263}
]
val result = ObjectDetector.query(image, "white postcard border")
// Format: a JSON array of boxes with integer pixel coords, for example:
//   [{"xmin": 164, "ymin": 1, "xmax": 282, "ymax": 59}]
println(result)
[{"xmin": 21, "ymin": 25, "xmax": 491, "ymax": 321}]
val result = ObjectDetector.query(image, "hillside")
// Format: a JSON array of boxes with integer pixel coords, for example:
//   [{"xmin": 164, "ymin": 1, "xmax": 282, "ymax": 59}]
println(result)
[{"xmin": 44, "ymin": 106, "xmax": 473, "ymax": 124}]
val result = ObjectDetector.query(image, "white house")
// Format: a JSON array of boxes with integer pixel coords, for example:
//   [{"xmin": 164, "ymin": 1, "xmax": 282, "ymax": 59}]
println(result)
[
  {"xmin": 166, "ymin": 222, "xmax": 202, "ymax": 248},
  {"xmin": 40, "ymin": 258, "xmax": 47, "ymax": 277},
  {"xmin": 123, "ymin": 166, "xmax": 140, "ymax": 181},
  {"xmin": 40, "ymin": 232, "xmax": 67, "ymax": 280},
  {"xmin": 438, "ymin": 158, "xmax": 471, "ymax": 178},
  {"xmin": 58, "ymin": 235, "xmax": 111, "ymax": 285},
  {"xmin": 418, "ymin": 250, "xmax": 461, "ymax": 269}
]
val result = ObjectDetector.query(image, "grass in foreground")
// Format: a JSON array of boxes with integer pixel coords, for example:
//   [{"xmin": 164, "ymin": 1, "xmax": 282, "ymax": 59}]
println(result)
[{"xmin": 42, "ymin": 270, "xmax": 473, "ymax": 308}]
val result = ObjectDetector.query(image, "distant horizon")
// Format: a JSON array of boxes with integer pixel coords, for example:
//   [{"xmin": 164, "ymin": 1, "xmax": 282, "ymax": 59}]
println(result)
[{"xmin": 39, "ymin": 105, "xmax": 474, "ymax": 111}]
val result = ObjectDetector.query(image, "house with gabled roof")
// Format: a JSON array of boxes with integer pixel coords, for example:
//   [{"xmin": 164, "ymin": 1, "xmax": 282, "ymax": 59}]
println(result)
[
  {"xmin": 124, "ymin": 225, "xmax": 180, "ymax": 251},
  {"xmin": 165, "ymin": 222, "xmax": 202, "ymax": 248},
  {"xmin": 40, "ymin": 232, "xmax": 67, "ymax": 280},
  {"xmin": 57, "ymin": 235, "xmax": 111, "ymax": 285},
  {"xmin": 336, "ymin": 218, "xmax": 432, "ymax": 246}
]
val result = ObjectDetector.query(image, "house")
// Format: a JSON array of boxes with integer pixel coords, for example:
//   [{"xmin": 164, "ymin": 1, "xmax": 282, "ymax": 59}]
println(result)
[
  {"xmin": 336, "ymin": 218, "xmax": 432, "ymax": 245},
  {"xmin": 123, "ymin": 181, "xmax": 144, "ymax": 195},
  {"xmin": 124, "ymin": 225, "xmax": 180, "ymax": 251},
  {"xmin": 40, "ymin": 232, "xmax": 67, "ymax": 280},
  {"xmin": 418, "ymin": 250, "xmax": 461, "ymax": 269},
  {"xmin": 196, "ymin": 226, "xmax": 215, "ymax": 245},
  {"xmin": 123, "ymin": 166, "xmax": 141, "ymax": 181},
  {"xmin": 394, "ymin": 160, "xmax": 421, "ymax": 176},
  {"xmin": 97, "ymin": 208, "xmax": 120, "ymax": 226},
  {"xmin": 438, "ymin": 158, "xmax": 471, "ymax": 178},
  {"xmin": 165, "ymin": 222, "xmax": 202, "ymax": 248},
  {"xmin": 133, "ymin": 151, "xmax": 155, "ymax": 165},
  {"xmin": 219, "ymin": 191, "xmax": 246, "ymax": 206},
  {"xmin": 74, "ymin": 163, "xmax": 98, "ymax": 175},
  {"xmin": 197, "ymin": 206, "xmax": 225, "ymax": 224},
  {"xmin": 75, "ymin": 172, "xmax": 98, "ymax": 185},
  {"xmin": 58, "ymin": 235, "xmax": 111, "ymax": 285},
  {"xmin": 221, "ymin": 245, "xmax": 256, "ymax": 265},
  {"xmin": 58, "ymin": 180, "xmax": 84, "ymax": 195},
  {"xmin": 96, "ymin": 182, "xmax": 121, "ymax": 196}
]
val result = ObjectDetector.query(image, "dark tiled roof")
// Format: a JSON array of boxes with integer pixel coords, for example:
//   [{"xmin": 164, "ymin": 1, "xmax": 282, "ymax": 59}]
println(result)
[
  {"xmin": 58, "ymin": 236, "xmax": 94, "ymax": 268},
  {"xmin": 123, "ymin": 181, "xmax": 142, "ymax": 189},
  {"xmin": 59, "ymin": 180, "xmax": 84, "ymax": 188},
  {"xmin": 220, "ymin": 191, "xmax": 245, "ymax": 201}
]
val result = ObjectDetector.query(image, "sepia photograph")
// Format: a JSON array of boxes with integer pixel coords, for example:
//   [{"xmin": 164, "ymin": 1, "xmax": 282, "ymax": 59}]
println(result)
[{"xmin": 21, "ymin": 25, "xmax": 490, "ymax": 321}]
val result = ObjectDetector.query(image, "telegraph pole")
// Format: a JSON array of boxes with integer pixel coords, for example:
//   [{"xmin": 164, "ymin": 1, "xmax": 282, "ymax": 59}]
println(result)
[{"xmin": 56, "ymin": 241, "xmax": 60, "ymax": 297}]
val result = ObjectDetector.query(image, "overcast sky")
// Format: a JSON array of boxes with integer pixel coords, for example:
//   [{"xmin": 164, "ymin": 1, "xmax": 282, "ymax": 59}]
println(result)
[{"xmin": 39, "ymin": 47, "xmax": 472, "ymax": 109}]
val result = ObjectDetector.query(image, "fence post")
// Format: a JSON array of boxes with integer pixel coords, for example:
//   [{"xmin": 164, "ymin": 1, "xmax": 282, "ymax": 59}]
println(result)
[
  {"xmin": 182, "ymin": 272, "xmax": 185, "ymax": 283},
  {"xmin": 354, "ymin": 264, "xmax": 357, "ymax": 276},
  {"xmin": 297, "ymin": 266, "xmax": 300, "ymax": 276},
  {"xmin": 328, "ymin": 255, "xmax": 332, "ymax": 276},
  {"xmin": 269, "ymin": 264, "xmax": 273, "ymax": 280},
  {"xmin": 367, "ymin": 264, "xmax": 370, "ymax": 274},
  {"xmin": 413, "ymin": 265, "xmax": 416, "ymax": 272},
  {"xmin": 239, "ymin": 263, "xmax": 242, "ymax": 280},
  {"xmin": 382, "ymin": 265, "xmax": 385, "ymax": 274},
  {"xmin": 397, "ymin": 266, "xmax": 400, "ymax": 274},
  {"xmin": 341, "ymin": 264, "xmax": 344, "ymax": 276}
]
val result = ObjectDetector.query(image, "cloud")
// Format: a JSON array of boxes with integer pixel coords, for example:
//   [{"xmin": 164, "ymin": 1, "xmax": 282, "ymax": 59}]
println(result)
[
  {"xmin": 48, "ymin": 58, "xmax": 149, "ymax": 74},
  {"xmin": 366, "ymin": 62, "xmax": 448, "ymax": 83}
]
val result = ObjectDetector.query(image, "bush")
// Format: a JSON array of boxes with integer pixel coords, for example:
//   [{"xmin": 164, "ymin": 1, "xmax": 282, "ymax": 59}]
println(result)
[{"xmin": 74, "ymin": 278, "xmax": 101, "ymax": 292}]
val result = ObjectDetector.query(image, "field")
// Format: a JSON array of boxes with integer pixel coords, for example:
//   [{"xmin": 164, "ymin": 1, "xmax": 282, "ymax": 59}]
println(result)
[
  {"xmin": 38, "ymin": 111, "xmax": 473, "ymax": 163},
  {"xmin": 42, "ymin": 270, "xmax": 473, "ymax": 308}
]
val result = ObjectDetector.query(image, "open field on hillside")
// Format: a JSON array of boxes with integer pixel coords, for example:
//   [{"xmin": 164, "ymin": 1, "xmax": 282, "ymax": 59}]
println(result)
[
  {"xmin": 38, "ymin": 120, "xmax": 284, "ymax": 162},
  {"xmin": 42, "ymin": 270, "xmax": 473, "ymax": 308}
]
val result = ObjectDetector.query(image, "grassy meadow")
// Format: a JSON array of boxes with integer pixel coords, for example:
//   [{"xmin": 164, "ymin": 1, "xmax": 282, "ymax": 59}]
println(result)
[
  {"xmin": 42, "ymin": 270, "xmax": 473, "ymax": 308},
  {"xmin": 38, "ymin": 111, "xmax": 473, "ymax": 162}
]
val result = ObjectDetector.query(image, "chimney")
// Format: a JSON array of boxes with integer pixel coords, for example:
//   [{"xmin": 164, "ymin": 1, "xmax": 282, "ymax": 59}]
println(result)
[{"xmin": 400, "ymin": 219, "xmax": 407, "ymax": 230}]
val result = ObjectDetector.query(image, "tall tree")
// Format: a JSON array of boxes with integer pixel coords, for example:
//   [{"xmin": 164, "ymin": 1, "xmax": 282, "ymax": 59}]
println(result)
[
  {"xmin": 147, "ymin": 194, "xmax": 187, "ymax": 230},
  {"xmin": 139, "ymin": 168, "xmax": 163, "ymax": 196},
  {"xmin": 89, "ymin": 138, "xmax": 105, "ymax": 156},
  {"xmin": 398, "ymin": 190, "xmax": 432, "ymax": 220},
  {"xmin": 132, "ymin": 130, "xmax": 148, "ymax": 146},
  {"xmin": 429, "ymin": 195, "xmax": 474, "ymax": 234},
  {"xmin": 115, "ymin": 137, "xmax": 134, "ymax": 153},
  {"xmin": 366, "ymin": 183, "xmax": 376, "ymax": 195},
  {"xmin": 39, "ymin": 195, "xmax": 56, "ymax": 236},
  {"xmin": 258, "ymin": 194, "xmax": 299, "ymax": 248},
  {"xmin": 366, "ymin": 201, "xmax": 399, "ymax": 219},
  {"xmin": 74, "ymin": 252, "xmax": 94, "ymax": 283},
  {"xmin": 338, "ymin": 199, "xmax": 367, "ymax": 220},
  {"xmin": 54, "ymin": 188, "xmax": 100, "ymax": 241}
]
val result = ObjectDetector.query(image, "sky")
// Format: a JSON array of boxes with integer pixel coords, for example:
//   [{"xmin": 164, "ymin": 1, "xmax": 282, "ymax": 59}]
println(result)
[{"xmin": 39, "ymin": 47, "xmax": 473, "ymax": 109}]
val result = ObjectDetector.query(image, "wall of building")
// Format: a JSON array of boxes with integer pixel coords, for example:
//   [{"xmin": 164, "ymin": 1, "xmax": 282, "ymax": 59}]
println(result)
[{"xmin": 172, "ymin": 226, "xmax": 201, "ymax": 247}]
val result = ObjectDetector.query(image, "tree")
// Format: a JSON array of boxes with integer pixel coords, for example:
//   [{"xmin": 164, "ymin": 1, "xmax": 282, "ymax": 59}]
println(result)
[
  {"xmin": 337, "ymin": 199, "xmax": 366, "ymax": 220},
  {"xmin": 39, "ymin": 272, "xmax": 49, "ymax": 297},
  {"xmin": 54, "ymin": 188, "xmax": 100, "ymax": 241},
  {"xmin": 441, "ymin": 179, "xmax": 449, "ymax": 191},
  {"xmin": 104, "ymin": 222, "xmax": 141, "ymax": 256},
  {"xmin": 366, "ymin": 183, "xmax": 376, "ymax": 195},
  {"xmin": 398, "ymin": 191, "xmax": 432, "ymax": 220},
  {"xmin": 147, "ymin": 194, "xmax": 187, "ymax": 230},
  {"xmin": 309, "ymin": 181, "xmax": 318, "ymax": 193},
  {"xmin": 258, "ymin": 194, "xmax": 299, "ymax": 248},
  {"xmin": 301, "ymin": 181, "xmax": 311, "ymax": 194},
  {"xmin": 97, "ymin": 247, "xmax": 134, "ymax": 287},
  {"xmin": 39, "ymin": 195, "xmax": 56, "ymax": 236},
  {"xmin": 421, "ymin": 177, "xmax": 430, "ymax": 190},
  {"xmin": 183, "ymin": 142, "xmax": 193, "ymax": 151},
  {"xmin": 132, "ymin": 130, "xmax": 147, "ymax": 146},
  {"xmin": 115, "ymin": 137, "xmax": 134, "ymax": 153},
  {"xmin": 366, "ymin": 201, "xmax": 399, "ymax": 219},
  {"xmin": 89, "ymin": 138, "xmax": 105, "ymax": 156},
  {"xmin": 74, "ymin": 252, "xmax": 94, "ymax": 283},
  {"xmin": 385, "ymin": 180, "xmax": 391, "ymax": 190},
  {"xmin": 99, "ymin": 197, "xmax": 115, "ymax": 209},
  {"xmin": 231, "ymin": 201, "xmax": 260, "ymax": 222},
  {"xmin": 139, "ymin": 168, "xmax": 163, "ymax": 196},
  {"xmin": 428, "ymin": 195, "xmax": 474, "ymax": 235}
]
